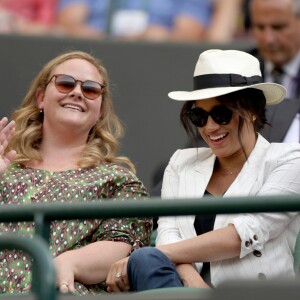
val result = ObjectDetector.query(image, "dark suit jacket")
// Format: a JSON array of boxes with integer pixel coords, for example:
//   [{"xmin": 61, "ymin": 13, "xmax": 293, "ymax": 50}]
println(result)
[
  {"xmin": 249, "ymin": 47, "xmax": 300, "ymax": 142},
  {"xmin": 261, "ymin": 98, "xmax": 300, "ymax": 142}
]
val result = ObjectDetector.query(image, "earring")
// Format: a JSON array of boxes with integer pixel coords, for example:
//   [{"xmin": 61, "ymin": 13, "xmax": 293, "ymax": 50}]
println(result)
[
  {"xmin": 252, "ymin": 115, "xmax": 256, "ymax": 122},
  {"xmin": 40, "ymin": 109, "xmax": 43, "ymax": 114}
]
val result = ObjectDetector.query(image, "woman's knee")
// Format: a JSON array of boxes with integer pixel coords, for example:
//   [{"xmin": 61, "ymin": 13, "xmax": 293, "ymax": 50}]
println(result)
[
  {"xmin": 127, "ymin": 247, "xmax": 182, "ymax": 291},
  {"xmin": 128, "ymin": 247, "xmax": 170, "ymax": 274},
  {"xmin": 129, "ymin": 247, "xmax": 160, "ymax": 268}
]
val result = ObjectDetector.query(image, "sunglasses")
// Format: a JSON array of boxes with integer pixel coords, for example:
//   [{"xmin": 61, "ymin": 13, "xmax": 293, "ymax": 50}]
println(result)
[
  {"xmin": 48, "ymin": 74, "xmax": 105, "ymax": 100},
  {"xmin": 188, "ymin": 105, "xmax": 233, "ymax": 127}
]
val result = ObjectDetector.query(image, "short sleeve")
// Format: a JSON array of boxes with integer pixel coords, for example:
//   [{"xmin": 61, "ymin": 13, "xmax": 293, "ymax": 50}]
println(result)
[{"xmin": 92, "ymin": 167, "xmax": 152, "ymax": 251}]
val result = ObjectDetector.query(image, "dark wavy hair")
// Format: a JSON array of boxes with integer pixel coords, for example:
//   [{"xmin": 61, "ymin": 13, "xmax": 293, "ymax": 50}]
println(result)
[{"xmin": 180, "ymin": 88, "xmax": 268, "ymax": 148}]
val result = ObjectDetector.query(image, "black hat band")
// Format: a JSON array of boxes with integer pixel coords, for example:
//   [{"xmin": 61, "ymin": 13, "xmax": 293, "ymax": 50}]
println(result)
[{"xmin": 193, "ymin": 73, "xmax": 263, "ymax": 90}]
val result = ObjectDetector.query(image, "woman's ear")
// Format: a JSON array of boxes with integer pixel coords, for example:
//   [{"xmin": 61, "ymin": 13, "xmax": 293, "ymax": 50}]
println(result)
[{"xmin": 36, "ymin": 88, "xmax": 45, "ymax": 109}]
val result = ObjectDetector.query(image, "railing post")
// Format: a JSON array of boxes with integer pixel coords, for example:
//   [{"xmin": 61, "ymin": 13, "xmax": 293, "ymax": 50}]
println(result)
[
  {"xmin": 0, "ymin": 235, "xmax": 56, "ymax": 300},
  {"xmin": 34, "ymin": 212, "xmax": 51, "ymax": 241}
]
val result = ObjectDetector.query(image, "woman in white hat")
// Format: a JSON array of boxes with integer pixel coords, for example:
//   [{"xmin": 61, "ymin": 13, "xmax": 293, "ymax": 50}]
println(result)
[{"xmin": 106, "ymin": 49, "xmax": 300, "ymax": 291}]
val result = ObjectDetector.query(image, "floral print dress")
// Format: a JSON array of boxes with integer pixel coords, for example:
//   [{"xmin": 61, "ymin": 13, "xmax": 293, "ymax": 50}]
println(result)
[{"xmin": 0, "ymin": 163, "xmax": 152, "ymax": 295}]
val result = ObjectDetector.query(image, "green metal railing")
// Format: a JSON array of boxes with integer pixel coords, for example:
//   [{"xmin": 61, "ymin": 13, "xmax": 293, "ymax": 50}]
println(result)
[
  {"xmin": 1, "ymin": 195, "xmax": 300, "ymax": 241},
  {"xmin": 0, "ymin": 235, "xmax": 56, "ymax": 300},
  {"xmin": 1, "ymin": 194, "xmax": 300, "ymax": 300}
]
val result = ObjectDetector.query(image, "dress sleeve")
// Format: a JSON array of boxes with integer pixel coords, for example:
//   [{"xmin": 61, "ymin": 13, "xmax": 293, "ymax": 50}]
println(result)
[{"xmin": 92, "ymin": 167, "xmax": 152, "ymax": 252}]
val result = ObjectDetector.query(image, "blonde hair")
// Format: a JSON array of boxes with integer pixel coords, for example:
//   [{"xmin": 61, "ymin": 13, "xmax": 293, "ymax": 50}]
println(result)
[{"xmin": 8, "ymin": 50, "xmax": 136, "ymax": 172}]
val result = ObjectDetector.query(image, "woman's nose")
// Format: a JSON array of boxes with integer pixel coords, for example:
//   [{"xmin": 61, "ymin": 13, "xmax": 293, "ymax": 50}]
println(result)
[
  {"xmin": 205, "ymin": 116, "xmax": 220, "ymax": 131},
  {"xmin": 70, "ymin": 82, "xmax": 83, "ymax": 98}
]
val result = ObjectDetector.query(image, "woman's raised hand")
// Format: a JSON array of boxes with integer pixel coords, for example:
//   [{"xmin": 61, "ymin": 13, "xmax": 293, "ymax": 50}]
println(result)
[{"xmin": 0, "ymin": 117, "xmax": 16, "ymax": 176}]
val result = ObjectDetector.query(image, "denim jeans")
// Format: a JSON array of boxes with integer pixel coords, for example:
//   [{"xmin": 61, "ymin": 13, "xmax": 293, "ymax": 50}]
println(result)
[{"xmin": 127, "ymin": 247, "xmax": 183, "ymax": 291}]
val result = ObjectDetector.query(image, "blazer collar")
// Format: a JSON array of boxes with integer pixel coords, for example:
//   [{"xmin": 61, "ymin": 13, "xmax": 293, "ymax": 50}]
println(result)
[
  {"xmin": 187, "ymin": 134, "xmax": 270, "ymax": 198},
  {"xmin": 225, "ymin": 134, "xmax": 270, "ymax": 197}
]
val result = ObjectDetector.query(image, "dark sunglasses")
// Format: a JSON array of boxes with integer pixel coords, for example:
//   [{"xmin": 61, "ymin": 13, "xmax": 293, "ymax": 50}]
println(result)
[
  {"xmin": 48, "ymin": 74, "xmax": 105, "ymax": 100},
  {"xmin": 188, "ymin": 105, "xmax": 233, "ymax": 127}
]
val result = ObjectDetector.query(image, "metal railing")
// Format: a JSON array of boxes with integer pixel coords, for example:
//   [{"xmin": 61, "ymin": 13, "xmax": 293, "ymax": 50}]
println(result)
[
  {"xmin": 0, "ymin": 235, "xmax": 56, "ymax": 300},
  {"xmin": 1, "ymin": 194, "xmax": 300, "ymax": 300}
]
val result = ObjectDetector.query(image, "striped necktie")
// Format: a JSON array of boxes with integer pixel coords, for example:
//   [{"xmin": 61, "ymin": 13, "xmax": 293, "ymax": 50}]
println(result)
[{"xmin": 271, "ymin": 67, "xmax": 284, "ymax": 84}]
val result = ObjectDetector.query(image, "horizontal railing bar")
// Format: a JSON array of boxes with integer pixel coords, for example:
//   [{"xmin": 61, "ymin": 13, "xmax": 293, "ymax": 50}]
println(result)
[{"xmin": 0, "ymin": 195, "xmax": 300, "ymax": 222}]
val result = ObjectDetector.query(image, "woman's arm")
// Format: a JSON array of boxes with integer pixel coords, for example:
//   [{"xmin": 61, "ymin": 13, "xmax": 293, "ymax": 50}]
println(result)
[
  {"xmin": 175, "ymin": 264, "xmax": 209, "ymax": 288},
  {"xmin": 158, "ymin": 144, "xmax": 300, "ymax": 264},
  {"xmin": 56, "ymin": 3, "xmax": 104, "ymax": 38},
  {"xmin": 206, "ymin": 0, "xmax": 243, "ymax": 43},
  {"xmin": 55, "ymin": 241, "xmax": 131, "ymax": 293},
  {"xmin": 56, "ymin": 168, "xmax": 151, "ymax": 293},
  {"xmin": 157, "ymin": 224, "xmax": 241, "ymax": 264}
]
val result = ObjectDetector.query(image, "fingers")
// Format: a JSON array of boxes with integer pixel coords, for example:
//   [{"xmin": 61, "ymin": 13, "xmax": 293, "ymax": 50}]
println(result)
[
  {"xmin": 58, "ymin": 281, "xmax": 75, "ymax": 294},
  {"xmin": 0, "ymin": 118, "xmax": 16, "ymax": 175},
  {"xmin": 106, "ymin": 257, "xmax": 130, "ymax": 293},
  {"xmin": 59, "ymin": 282, "xmax": 69, "ymax": 293},
  {"xmin": 0, "ymin": 117, "xmax": 15, "ymax": 137},
  {"xmin": 115, "ymin": 272, "xmax": 129, "ymax": 292},
  {"xmin": 0, "ymin": 118, "xmax": 15, "ymax": 153},
  {"xmin": 54, "ymin": 254, "xmax": 76, "ymax": 294},
  {"xmin": 107, "ymin": 271, "xmax": 129, "ymax": 292},
  {"xmin": 2, "ymin": 150, "xmax": 17, "ymax": 165},
  {"xmin": 119, "ymin": 263, "xmax": 130, "ymax": 289},
  {"xmin": 0, "ymin": 117, "xmax": 9, "ymax": 130}
]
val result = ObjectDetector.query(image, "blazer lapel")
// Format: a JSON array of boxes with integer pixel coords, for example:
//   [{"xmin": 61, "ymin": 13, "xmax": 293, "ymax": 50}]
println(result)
[
  {"xmin": 225, "ymin": 134, "xmax": 270, "ymax": 197},
  {"xmin": 215, "ymin": 135, "xmax": 270, "ymax": 230},
  {"xmin": 178, "ymin": 151, "xmax": 215, "ymax": 198},
  {"xmin": 177, "ymin": 152, "xmax": 215, "ymax": 239},
  {"xmin": 192, "ymin": 153, "xmax": 215, "ymax": 196}
]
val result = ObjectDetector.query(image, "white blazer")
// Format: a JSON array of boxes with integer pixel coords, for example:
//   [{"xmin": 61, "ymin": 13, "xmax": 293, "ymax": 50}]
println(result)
[{"xmin": 158, "ymin": 134, "xmax": 300, "ymax": 286}]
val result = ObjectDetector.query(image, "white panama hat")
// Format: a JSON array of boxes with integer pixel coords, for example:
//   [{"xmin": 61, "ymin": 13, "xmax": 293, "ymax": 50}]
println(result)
[{"xmin": 168, "ymin": 49, "xmax": 286, "ymax": 105}]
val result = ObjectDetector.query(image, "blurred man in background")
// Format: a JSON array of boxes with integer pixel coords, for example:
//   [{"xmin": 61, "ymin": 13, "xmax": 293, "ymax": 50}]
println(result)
[{"xmin": 250, "ymin": 0, "xmax": 300, "ymax": 142}]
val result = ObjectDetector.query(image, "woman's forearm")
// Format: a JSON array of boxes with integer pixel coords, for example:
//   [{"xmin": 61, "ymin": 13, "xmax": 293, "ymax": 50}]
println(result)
[
  {"xmin": 56, "ymin": 241, "xmax": 131, "ymax": 284},
  {"xmin": 157, "ymin": 225, "xmax": 241, "ymax": 264},
  {"xmin": 176, "ymin": 263, "xmax": 209, "ymax": 288}
]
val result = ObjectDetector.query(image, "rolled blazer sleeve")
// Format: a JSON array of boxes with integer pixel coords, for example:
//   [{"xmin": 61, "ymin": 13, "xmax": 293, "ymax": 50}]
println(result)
[{"xmin": 230, "ymin": 143, "xmax": 300, "ymax": 258}]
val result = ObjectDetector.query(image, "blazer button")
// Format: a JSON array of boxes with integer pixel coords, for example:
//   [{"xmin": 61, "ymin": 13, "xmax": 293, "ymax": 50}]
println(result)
[
  {"xmin": 245, "ymin": 241, "xmax": 250, "ymax": 247},
  {"xmin": 253, "ymin": 250, "xmax": 262, "ymax": 257},
  {"xmin": 249, "ymin": 238, "xmax": 253, "ymax": 245},
  {"xmin": 253, "ymin": 235, "xmax": 258, "ymax": 241},
  {"xmin": 258, "ymin": 273, "xmax": 266, "ymax": 280}
]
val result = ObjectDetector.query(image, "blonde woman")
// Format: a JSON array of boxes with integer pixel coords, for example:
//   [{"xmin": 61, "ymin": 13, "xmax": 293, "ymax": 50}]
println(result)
[{"xmin": 0, "ymin": 51, "xmax": 152, "ymax": 295}]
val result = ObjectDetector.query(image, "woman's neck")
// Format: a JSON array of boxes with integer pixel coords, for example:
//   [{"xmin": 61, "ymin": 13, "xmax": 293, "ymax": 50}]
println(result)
[
  {"xmin": 216, "ymin": 130, "xmax": 257, "ymax": 175},
  {"xmin": 31, "ymin": 136, "xmax": 87, "ymax": 172},
  {"xmin": 215, "ymin": 153, "xmax": 246, "ymax": 176}
]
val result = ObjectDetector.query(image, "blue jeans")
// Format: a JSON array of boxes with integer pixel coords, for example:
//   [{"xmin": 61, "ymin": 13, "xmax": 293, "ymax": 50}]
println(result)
[{"xmin": 127, "ymin": 247, "xmax": 183, "ymax": 291}]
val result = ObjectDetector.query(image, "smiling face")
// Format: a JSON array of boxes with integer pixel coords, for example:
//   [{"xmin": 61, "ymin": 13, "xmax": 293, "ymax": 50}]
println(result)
[
  {"xmin": 36, "ymin": 58, "xmax": 104, "ymax": 137},
  {"xmin": 194, "ymin": 97, "xmax": 257, "ymax": 159}
]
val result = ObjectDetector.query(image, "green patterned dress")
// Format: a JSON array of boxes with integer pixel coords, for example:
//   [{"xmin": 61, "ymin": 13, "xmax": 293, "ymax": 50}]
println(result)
[{"xmin": 0, "ymin": 163, "xmax": 152, "ymax": 295}]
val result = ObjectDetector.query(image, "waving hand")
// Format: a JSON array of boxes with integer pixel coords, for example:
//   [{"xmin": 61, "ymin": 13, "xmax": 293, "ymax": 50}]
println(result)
[{"xmin": 0, "ymin": 117, "xmax": 16, "ymax": 176}]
